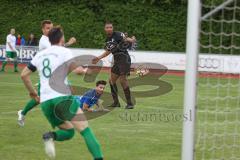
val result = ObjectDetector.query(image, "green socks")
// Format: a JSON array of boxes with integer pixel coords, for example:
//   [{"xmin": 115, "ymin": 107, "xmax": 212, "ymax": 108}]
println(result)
[
  {"xmin": 80, "ymin": 127, "xmax": 103, "ymax": 159},
  {"xmin": 21, "ymin": 99, "xmax": 39, "ymax": 116},
  {"xmin": 14, "ymin": 60, "xmax": 18, "ymax": 72},
  {"xmin": 53, "ymin": 128, "xmax": 75, "ymax": 141},
  {"xmin": 51, "ymin": 127, "xmax": 103, "ymax": 159},
  {"xmin": 1, "ymin": 61, "xmax": 18, "ymax": 71},
  {"xmin": 1, "ymin": 61, "xmax": 7, "ymax": 71}
]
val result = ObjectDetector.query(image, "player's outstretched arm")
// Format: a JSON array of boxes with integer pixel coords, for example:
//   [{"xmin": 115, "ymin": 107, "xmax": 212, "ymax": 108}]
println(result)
[
  {"xmin": 64, "ymin": 37, "xmax": 76, "ymax": 47},
  {"xmin": 82, "ymin": 103, "xmax": 94, "ymax": 112},
  {"xmin": 21, "ymin": 67, "xmax": 39, "ymax": 102},
  {"xmin": 95, "ymin": 101, "xmax": 110, "ymax": 112},
  {"xmin": 125, "ymin": 36, "xmax": 136, "ymax": 43},
  {"xmin": 92, "ymin": 50, "xmax": 111, "ymax": 64}
]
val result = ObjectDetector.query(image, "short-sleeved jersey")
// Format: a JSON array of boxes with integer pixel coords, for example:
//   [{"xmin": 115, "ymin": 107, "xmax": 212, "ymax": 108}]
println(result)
[
  {"xmin": 29, "ymin": 45, "xmax": 73, "ymax": 103},
  {"xmin": 39, "ymin": 35, "xmax": 51, "ymax": 51},
  {"xmin": 6, "ymin": 34, "xmax": 16, "ymax": 51},
  {"xmin": 77, "ymin": 89, "xmax": 101, "ymax": 109},
  {"xmin": 105, "ymin": 31, "xmax": 130, "ymax": 64}
]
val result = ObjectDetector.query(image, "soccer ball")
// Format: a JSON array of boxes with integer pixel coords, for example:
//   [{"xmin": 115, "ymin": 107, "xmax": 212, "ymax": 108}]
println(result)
[{"xmin": 136, "ymin": 67, "xmax": 149, "ymax": 77}]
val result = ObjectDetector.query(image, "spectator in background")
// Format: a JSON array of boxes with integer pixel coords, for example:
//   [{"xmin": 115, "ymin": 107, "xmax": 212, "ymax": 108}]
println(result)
[
  {"xmin": 27, "ymin": 33, "xmax": 37, "ymax": 46},
  {"xmin": 16, "ymin": 34, "xmax": 21, "ymax": 45},
  {"xmin": 21, "ymin": 36, "xmax": 25, "ymax": 46}
]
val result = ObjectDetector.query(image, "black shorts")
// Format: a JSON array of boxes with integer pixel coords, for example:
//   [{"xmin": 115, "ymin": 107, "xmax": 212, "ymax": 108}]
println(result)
[{"xmin": 111, "ymin": 63, "xmax": 131, "ymax": 76}]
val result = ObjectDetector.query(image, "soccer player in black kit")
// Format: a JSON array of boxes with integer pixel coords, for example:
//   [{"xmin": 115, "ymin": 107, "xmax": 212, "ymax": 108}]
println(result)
[{"xmin": 92, "ymin": 22, "xmax": 136, "ymax": 109}]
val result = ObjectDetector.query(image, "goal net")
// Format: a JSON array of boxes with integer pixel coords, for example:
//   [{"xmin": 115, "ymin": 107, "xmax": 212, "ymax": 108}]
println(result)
[{"xmin": 196, "ymin": 0, "xmax": 240, "ymax": 159}]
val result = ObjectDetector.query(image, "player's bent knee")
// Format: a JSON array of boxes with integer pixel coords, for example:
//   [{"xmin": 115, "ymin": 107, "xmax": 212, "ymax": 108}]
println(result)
[
  {"xmin": 79, "ymin": 120, "xmax": 88, "ymax": 131},
  {"xmin": 72, "ymin": 120, "xmax": 88, "ymax": 132}
]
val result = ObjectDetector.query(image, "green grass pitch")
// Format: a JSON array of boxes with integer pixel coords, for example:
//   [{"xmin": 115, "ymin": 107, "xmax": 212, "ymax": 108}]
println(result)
[{"xmin": 0, "ymin": 69, "xmax": 239, "ymax": 160}]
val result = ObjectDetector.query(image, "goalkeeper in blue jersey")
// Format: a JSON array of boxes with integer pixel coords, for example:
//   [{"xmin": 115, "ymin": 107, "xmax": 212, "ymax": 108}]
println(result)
[{"xmin": 76, "ymin": 80, "xmax": 109, "ymax": 112}]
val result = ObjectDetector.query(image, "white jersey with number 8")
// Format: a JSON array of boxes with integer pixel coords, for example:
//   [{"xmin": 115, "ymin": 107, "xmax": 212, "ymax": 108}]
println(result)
[{"xmin": 30, "ymin": 45, "xmax": 73, "ymax": 103}]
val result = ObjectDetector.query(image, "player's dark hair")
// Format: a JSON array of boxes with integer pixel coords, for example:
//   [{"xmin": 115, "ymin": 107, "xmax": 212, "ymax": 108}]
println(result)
[
  {"xmin": 105, "ymin": 21, "xmax": 113, "ymax": 26},
  {"xmin": 41, "ymin": 20, "xmax": 52, "ymax": 28},
  {"xmin": 48, "ymin": 26, "xmax": 64, "ymax": 45},
  {"xmin": 96, "ymin": 80, "xmax": 107, "ymax": 86}
]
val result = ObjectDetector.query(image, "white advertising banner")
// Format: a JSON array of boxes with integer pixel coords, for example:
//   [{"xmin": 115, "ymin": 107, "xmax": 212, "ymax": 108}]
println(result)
[{"xmin": 0, "ymin": 45, "xmax": 240, "ymax": 74}]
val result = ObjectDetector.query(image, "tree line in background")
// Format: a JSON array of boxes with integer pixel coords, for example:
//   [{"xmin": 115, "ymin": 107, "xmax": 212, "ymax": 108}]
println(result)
[
  {"xmin": 0, "ymin": 0, "xmax": 187, "ymax": 52},
  {"xmin": 0, "ymin": 0, "xmax": 238, "ymax": 54}
]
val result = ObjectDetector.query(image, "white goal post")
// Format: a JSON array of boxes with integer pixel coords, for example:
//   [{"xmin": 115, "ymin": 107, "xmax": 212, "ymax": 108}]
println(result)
[
  {"xmin": 182, "ymin": 0, "xmax": 238, "ymax": 160},
  {"xmin": 181, "ymin": 0, "xmax": 201, "ymax": 160}
]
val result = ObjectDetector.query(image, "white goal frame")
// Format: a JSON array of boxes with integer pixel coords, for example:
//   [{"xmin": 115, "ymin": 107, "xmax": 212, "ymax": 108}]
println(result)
[
  {"xmin": 181, "ymin": 0, "xmax": 201, "ymax": 159},
  {"xmin": 181, "ymin": 0, "xmax": 235, "ymax": 160}
]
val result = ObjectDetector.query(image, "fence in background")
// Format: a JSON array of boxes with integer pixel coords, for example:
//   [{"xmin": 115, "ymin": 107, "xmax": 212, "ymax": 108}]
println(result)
[{"xmin": 1, "ymin": 45, "xmax": 240, "ymax": 74}]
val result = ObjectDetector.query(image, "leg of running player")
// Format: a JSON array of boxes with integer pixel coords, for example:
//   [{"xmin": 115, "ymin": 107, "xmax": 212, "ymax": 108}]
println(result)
[
  {"xmin": 119, "ymin": 75, "xmax": 134, "ymax": 109},
  {"xmin": 17, "ymin": 98, "xmax": 39, "ymax": 127},
  {"xmin": 42, "ymin": 121, "xmax": 75, "ymax": 158},
  {"xmin": 47, "ymin": 122, "xmax": 75, "ymax": 142},
  {"xmin": 3, "ymin": 51, "xmax": 19, "ymax": 72},
  {"xmin": 71, "ymin": 108, "xmax": 103, "ymax": 159},
  {"xmin": 13, "ymin": 53, "xmax": 18, "ymax": 72},
  {"xmin": 43, "ymin": 108, "xmax": 103, "ymax": 160},
  {"xmin": 1, "ymin": 55, "xmax": 11, "ymax": 72},
  {"xmin": 108, "ymin": 72, "xmax": 120, "ymax": 107},
  {"xmin": 18, "ymin": 83, "xmax": 40, "ymax": 126},
  {"xmin": 1, "ymin": 59, "xmax": 8, "ymax": 72}
]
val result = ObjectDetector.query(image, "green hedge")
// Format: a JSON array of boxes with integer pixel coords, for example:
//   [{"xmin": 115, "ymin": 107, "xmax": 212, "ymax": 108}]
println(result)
[
  {"xmin": 0, "ymin": 0, "xmax": 238, "ymax": 54},
  {"xmin": 0, "ymin": 0, "xmax": 187, "ymax": 52}
]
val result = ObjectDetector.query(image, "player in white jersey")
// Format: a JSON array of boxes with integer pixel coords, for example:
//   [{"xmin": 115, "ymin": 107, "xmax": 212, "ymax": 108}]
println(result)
[
  {"xmin": 21, "ymin": 26, "xmax": 103, "ymax": 160},
  {"xmin": 17, "ymin": 20, "xmax": 77, "ymax": 126},
  {"xmin": 39, "ymin": 20, "xmax": 77, "ymax": 51},
  {"xmin": 38, "ymin": 20, "xmax": 84, "ymax": 75},
  {"xmin": 1, "ymin": 28, "xmax": 18, "ymax": 72},
  {"xmin": 17, "ymin": 20, "xmax": 53, "ymax": 126},
  {"xmin": 38, "ymin": 20, "xmax": 52, "ymax": 50},
  {"xmin": 39, "ymin": 33, "xmax": 51, "ymax": 51}
]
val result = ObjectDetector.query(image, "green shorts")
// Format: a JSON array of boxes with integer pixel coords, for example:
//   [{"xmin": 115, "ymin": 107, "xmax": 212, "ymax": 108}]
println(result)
[
  {"xmin": 41, "ymin": 96, "xmax": 80, "ymax": 128},
  {"xmin": 6, "ymin": 51, "xmax": 17, "ymax": 59}
]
